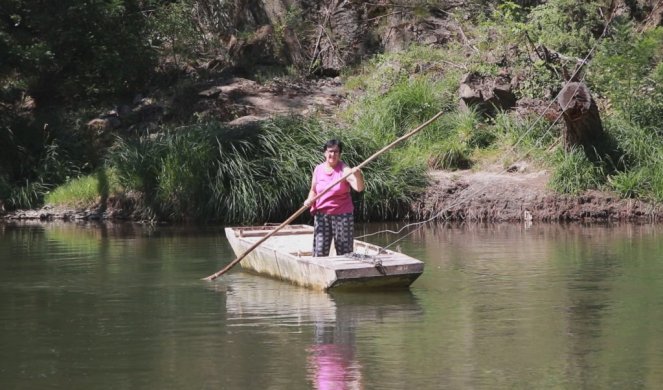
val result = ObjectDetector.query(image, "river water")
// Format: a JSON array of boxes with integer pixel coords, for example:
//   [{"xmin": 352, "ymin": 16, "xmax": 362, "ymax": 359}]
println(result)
[{"xmin": 1, "ymin": 221, "xmax": 663, "ymax": 389}]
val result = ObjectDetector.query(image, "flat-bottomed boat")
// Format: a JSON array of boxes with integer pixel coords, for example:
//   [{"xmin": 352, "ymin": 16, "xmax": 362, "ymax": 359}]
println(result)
[{"xmin": 225, "ymin": 224, "xmax": 424, "ymax": 290}]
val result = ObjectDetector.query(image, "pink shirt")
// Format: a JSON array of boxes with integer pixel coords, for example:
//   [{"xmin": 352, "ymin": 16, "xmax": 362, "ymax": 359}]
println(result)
[{"xmin": 311, "ymin": 162, "xmax": 354, "ymax": 215}]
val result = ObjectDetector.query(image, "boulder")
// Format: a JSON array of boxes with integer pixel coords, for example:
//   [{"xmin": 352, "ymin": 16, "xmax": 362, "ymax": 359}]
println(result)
[{"xmin": 459, "ymin": 72, "xmax": 517, "ymax": 116}]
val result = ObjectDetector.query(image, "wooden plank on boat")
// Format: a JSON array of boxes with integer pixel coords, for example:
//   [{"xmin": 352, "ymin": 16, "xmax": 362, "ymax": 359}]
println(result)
[{"xmin": 224, "ymin": 225, "xmax": 424, "ymax": 291}]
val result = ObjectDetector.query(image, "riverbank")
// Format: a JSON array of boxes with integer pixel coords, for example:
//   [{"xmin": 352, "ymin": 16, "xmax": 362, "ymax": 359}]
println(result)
[
  {"xmin": 413, "ymin": 169, "xmax": 662, "ymax": 223},
  {"xmin": 3, "ymin": 167, "xmax": 661, "ymax": 224}
]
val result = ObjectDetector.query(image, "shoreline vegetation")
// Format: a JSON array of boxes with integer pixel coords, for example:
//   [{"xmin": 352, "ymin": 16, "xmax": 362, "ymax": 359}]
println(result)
[{"xmin": 2, "ymin": 1, "xmax": 663, "ymax": 225}]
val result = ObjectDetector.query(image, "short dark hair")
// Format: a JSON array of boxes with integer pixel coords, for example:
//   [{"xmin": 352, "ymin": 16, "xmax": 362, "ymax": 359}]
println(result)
[{"xmin": 322, "ymin": 139, "xmax": 343, "ymax": 153}]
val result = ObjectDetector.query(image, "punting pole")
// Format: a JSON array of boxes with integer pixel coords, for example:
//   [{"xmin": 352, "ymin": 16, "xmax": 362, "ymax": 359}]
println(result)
[{"xmin": 203, "ymin": 110, "xmax": 445, "ymax": 281}]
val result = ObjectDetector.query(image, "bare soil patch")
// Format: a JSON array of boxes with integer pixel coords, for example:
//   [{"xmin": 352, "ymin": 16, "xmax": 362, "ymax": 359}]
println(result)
[{"xmin": 413, "ymin": 168, "xmax": 662, "ymax": 223}]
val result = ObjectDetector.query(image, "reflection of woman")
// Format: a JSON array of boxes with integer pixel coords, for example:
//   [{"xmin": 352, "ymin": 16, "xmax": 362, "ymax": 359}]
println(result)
[
  {"xmin": 308, "ymin": 343, "xmax": 361, "ymax": 390},
  {"xmin": 304, "ymin": 140, "xmax": 365, "ymax": 257},
  {"xmin": 307, "ymin": 320, "xmax": 362, "ymax": 390}
]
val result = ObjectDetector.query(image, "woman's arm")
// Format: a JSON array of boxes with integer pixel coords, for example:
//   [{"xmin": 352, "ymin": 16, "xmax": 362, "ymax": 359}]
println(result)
[{"xmin": 344, "ymin": 166, "xmax": 365, "ymax": 192}]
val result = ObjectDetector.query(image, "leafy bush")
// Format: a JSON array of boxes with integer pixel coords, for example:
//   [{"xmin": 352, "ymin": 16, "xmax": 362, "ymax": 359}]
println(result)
[
  {"xmin": 527, "ymin": 0, "xmax": 605, "ymax": 57},
  {"xmin": 148, "ymin": 0, "xmax": 204, "ymax": 66},
  {"xmin": 1, "ymin": 0, "xmax": 155, "ymax": 102},
  {"xmin": 591, "ymin": 23, "xmax": 663, "ymax": 130}
]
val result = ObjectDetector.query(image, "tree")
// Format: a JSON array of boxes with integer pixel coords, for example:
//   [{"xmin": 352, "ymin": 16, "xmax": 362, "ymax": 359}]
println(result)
[{"xmin": 0, "ymin": 0, "xmax": 157, "ymax": 105}]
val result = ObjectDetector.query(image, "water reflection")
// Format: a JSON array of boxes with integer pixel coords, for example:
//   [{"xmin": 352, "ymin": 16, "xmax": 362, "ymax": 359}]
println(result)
[
  {"xmin": 223, "ymin": 273, "xmax": 423, "ymax": 389},
  {"xmin": 308, "ymin": 319, "xmax": 361, "ymax": 390}
]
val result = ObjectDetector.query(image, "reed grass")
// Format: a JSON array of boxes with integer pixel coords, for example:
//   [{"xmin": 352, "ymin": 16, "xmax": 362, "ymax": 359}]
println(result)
[
  {"xmin": 549, "ymin": 148, "xmax": 605, "ymax": 195},
  {"xmin": 103, "ymin": 115, "xmax": 431, "ymax": 223},
  {"xmin": 4, "ymin": 180, "xmax": 50, "ymax": 210}
]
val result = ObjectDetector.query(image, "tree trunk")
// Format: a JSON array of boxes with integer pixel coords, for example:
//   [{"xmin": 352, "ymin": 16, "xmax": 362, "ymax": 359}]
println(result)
[{"xmin": 557, "ymin": 82, "xmax": 606, "ymax": 153}]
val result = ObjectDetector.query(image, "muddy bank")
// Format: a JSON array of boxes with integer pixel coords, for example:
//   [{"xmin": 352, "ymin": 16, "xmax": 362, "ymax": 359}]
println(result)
[{"xmin": 412, "ymin": 170, "xmax": 663, "ymax": 223}]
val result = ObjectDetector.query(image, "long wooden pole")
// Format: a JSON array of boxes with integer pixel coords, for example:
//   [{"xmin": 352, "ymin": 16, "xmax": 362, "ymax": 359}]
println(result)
[{"xmin": 203, "ymin": 109, "xmax": 445, "ymax": 281}]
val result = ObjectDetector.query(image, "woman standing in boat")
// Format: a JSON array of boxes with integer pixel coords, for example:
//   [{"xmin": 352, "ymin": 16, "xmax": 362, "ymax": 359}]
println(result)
[{"xmin": 304, "ymin": 139, "xmax": 365, "ymax": 257}]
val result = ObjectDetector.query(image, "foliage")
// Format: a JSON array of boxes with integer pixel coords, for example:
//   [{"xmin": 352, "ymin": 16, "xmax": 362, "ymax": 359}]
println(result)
[
  {"xmin": 527, "ymin": 0, "xmax": 605, "ymax": 57},
  {"xmin": 1, "ymin": 1, "xmax": 158, "ymax": 210},
  {"xmin": 45, "ymin": 170, "xmax": 121, "ymax": 206},
  {"xmin": 608, "ymin": 168, "xmax": 647, "ymax": 199},
  {"xmin": 3, "ymin": 179, "xmax": 50, "ymax": 210},
  {"xmin": 493, "ymin": 111, "xmax": 559, "ymax": 151},
  {"xmin": 603, "ymin": 117, "xmax": 663, "ymax": 202},
  {"xmin": 1, "ymin": 0, "xmax": 156, "ymax": 103},
  {"xmin": 492, "ymin": 0, "xmax": 529, "ymax": 39},
  {"xmin": 549, "ymin": 147, "xmax": 605, "ymax": 194},
  {"xmin": 148, "ymin": 0, "xmax": 204, "ymax": 66},
  {"xmin": 189, "ymin": 0, "xmax": 244, "ymax": 39},
  {"xmin": 344, "ymin": 44, "xmax": 464, "ymax": 103},
  {"xmin": 105, "ymin": 116, "xmax": 429, "ymax": 223},
  {"xmin": 4, "ymin": 0, "xmax": 663, "ymax": 220},
  {"xmin": 107, "ymin": 134, "xmax": 166, "ymax": 220},
  {"xmin": 590, "ymin": 23, "xmax": 663, "ymax": 130}
]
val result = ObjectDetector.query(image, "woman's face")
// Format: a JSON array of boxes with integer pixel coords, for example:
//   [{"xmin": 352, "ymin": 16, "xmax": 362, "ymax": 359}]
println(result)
[{"xmin": 324, "ymin": 146, "xmax": 341, "ymax": 167}]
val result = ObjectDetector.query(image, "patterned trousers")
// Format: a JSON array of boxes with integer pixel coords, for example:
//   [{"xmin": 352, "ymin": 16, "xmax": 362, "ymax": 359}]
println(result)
[{"xmin": 313, "ymin": 213, "xmax": 354, "ymax": 256}]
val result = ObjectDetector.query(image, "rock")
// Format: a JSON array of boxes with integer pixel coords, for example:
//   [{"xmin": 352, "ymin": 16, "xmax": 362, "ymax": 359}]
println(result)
[
  {"xmin": 459, "ymin": 72, "xmax": 517, "ymax": 116},
  {"xmin": 227, "ymin": 115, "xmax": 267, "ymax": 127},
  {"xmin": 199, "ymin": 86, "xmax": 224, "ymax": 99}
]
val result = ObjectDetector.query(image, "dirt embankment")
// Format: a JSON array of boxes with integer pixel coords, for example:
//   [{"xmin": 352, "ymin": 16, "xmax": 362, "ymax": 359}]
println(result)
[{"xmin": 413, "ymin": 169, "xmax": 662, "ymax": 223}]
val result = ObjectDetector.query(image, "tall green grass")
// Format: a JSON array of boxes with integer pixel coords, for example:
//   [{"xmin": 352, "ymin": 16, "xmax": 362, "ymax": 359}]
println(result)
[
  {"xmin": 549, "ymin": 147, "xmax": 605, "ymax": 194},
  {"xmin": 602, "ymin": 117, "xmax": 663, "ymax": 201},
  {"xmin": 104, "ymin": 116, "xmax": 430, "ymax": 223}
]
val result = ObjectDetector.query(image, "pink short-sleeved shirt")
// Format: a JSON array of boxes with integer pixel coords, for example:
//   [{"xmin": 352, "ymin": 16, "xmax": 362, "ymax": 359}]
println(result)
[{"xmin": 311, "ymin": 162, "xmax": 354, "ymax": 215}]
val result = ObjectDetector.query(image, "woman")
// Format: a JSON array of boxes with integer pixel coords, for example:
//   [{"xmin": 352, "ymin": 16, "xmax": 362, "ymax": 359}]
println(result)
[{"xmin": 304, "ymin": 139, "xmax": 365, "ymax": 257}]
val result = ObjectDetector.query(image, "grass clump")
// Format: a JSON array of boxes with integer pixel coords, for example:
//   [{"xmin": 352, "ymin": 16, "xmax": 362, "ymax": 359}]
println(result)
[
  {"xmin": 549, "ymin": 148, "xmax": 605, "ymax": 195},
  {"xmin": 45, "ymin": 170, "xmax": 121, "ymax": 207}
]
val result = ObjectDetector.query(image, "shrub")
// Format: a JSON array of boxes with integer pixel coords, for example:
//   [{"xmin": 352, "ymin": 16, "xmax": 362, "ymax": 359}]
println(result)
[
  {"xmin": 527, "ymin": 0, "xmax": 605, "ymax": 57},
  {"xmin": 591, "ymin": 24, "xmax": 663, "ymax": 131}
]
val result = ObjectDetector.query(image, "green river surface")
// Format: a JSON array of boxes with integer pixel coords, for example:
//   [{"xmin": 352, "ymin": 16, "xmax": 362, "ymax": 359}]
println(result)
[{"xmin": 2, "ymin": 221, "xmax": 663, "ymax": 389}]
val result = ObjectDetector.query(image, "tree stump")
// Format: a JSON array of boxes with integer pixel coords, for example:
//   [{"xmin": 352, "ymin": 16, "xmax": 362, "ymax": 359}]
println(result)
[{"xmin": 557, "ymin": 82, "xmax": 606, "ymax": 153}]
